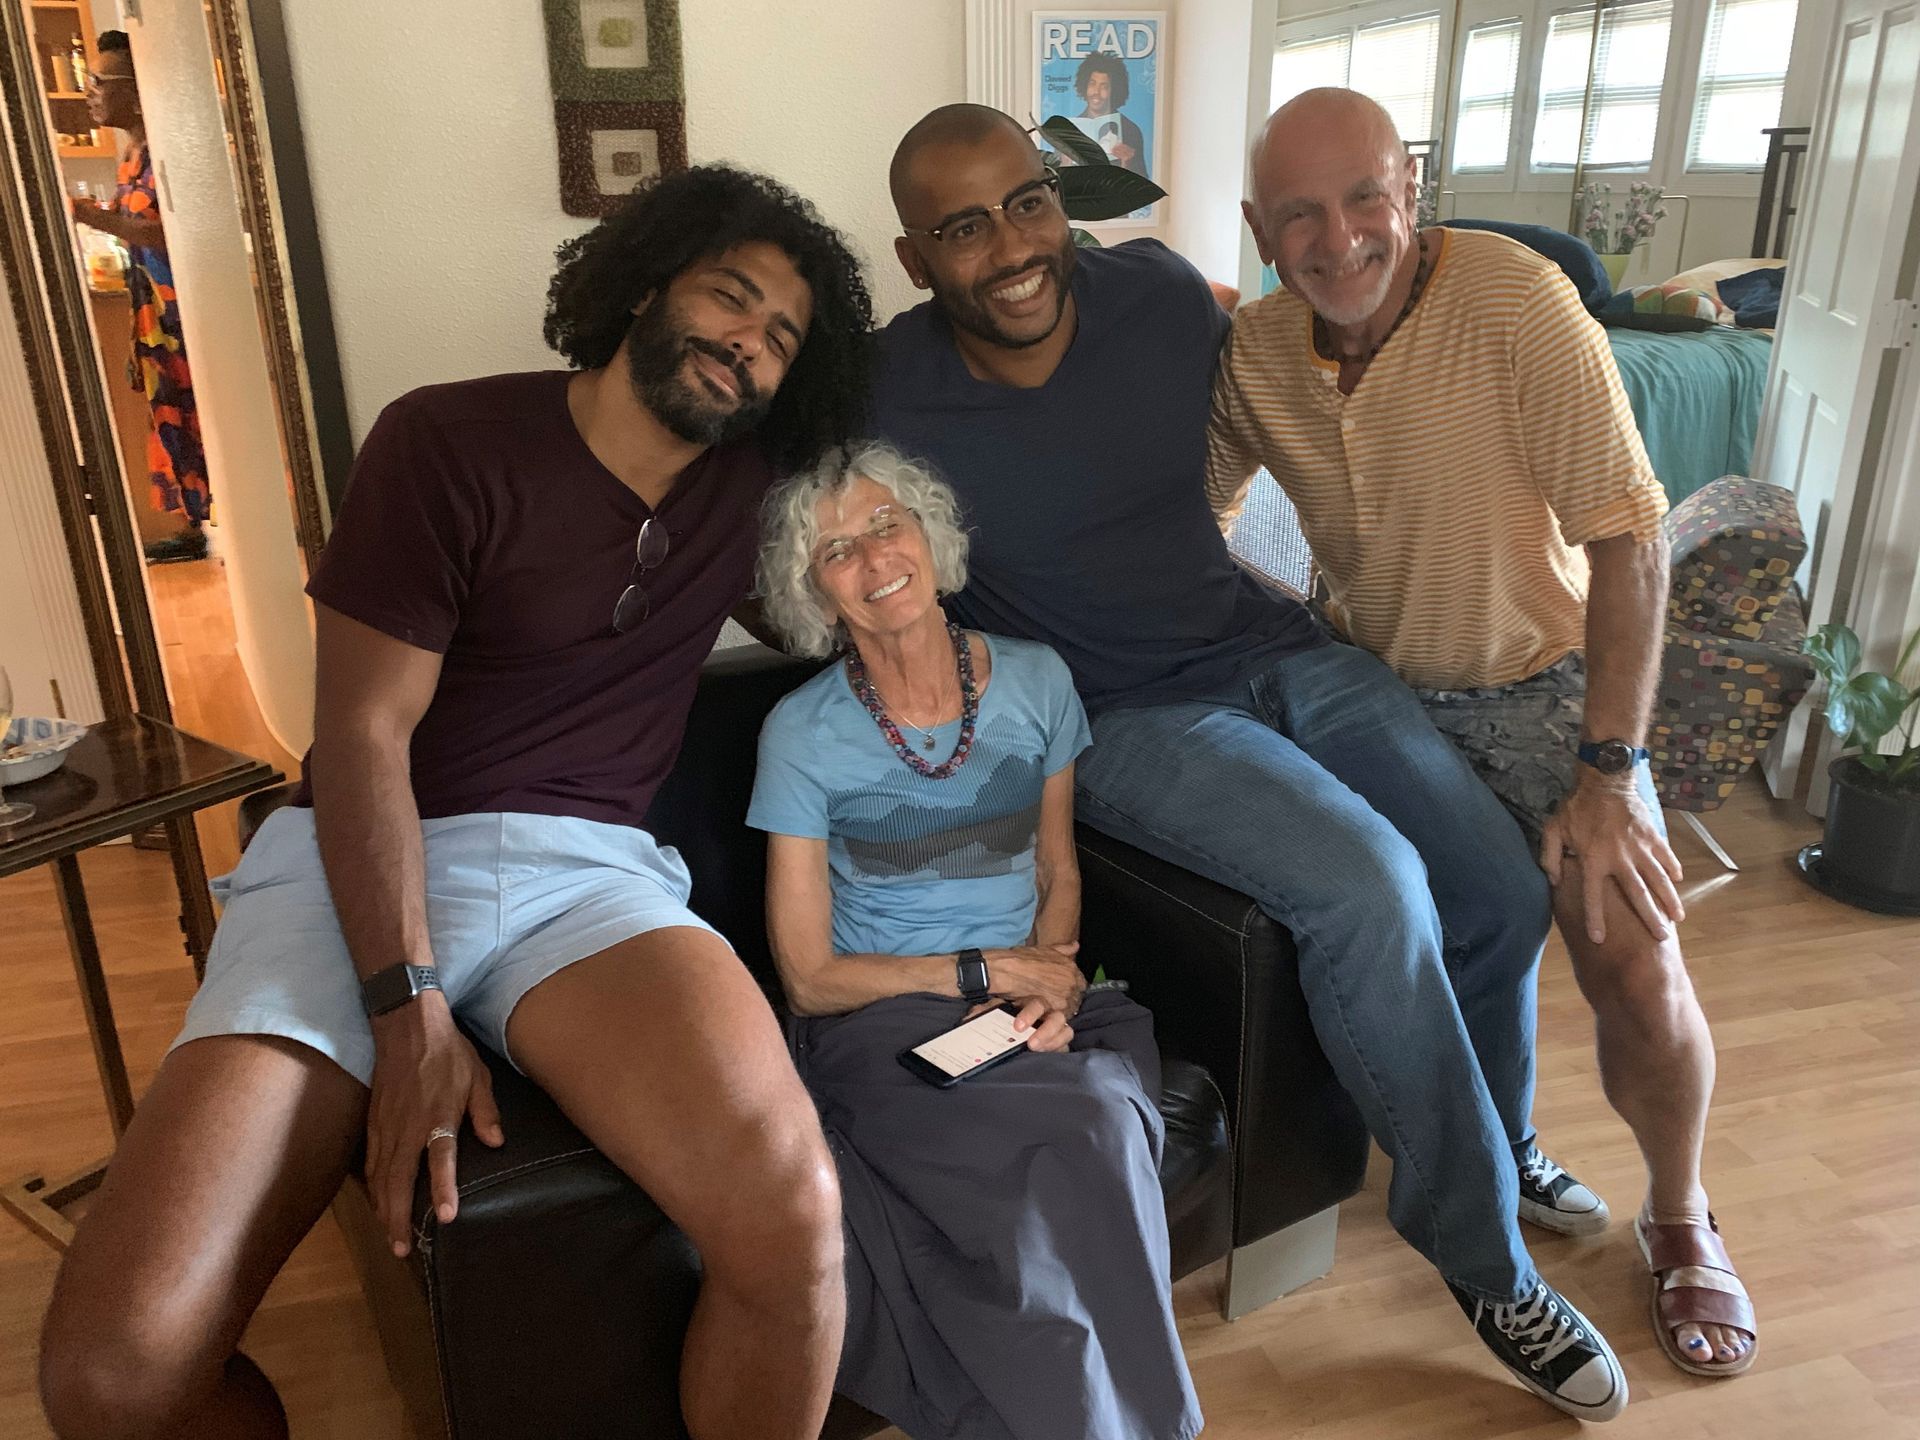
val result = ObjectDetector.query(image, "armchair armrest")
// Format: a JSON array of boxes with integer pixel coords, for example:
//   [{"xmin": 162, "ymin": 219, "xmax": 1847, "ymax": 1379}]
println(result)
[{"xmin": 1074, "ymin": 827, "xmax": 1368, "ymax": 1250}]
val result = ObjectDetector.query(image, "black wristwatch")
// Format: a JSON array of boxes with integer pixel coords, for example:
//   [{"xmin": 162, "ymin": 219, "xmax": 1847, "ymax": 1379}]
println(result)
[
  {"xmin": 360, "ymin": 962, "xmax": 443, "ymax": 1018},
  {"xmin": 1576, "ymin": 738, "xmax": 1650, "ymax": 776},
  {"xmin": 955, "ymin": 948, "xmax": 992, "ymax": 1004}
]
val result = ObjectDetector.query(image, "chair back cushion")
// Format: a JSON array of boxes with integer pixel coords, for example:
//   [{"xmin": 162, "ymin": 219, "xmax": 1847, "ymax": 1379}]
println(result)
[{"xmin": 1664, "ymin": 477, "xmax": 1806, "ymax": 638}]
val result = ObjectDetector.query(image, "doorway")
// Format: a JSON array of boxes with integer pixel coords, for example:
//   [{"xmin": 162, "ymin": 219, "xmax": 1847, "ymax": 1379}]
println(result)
[{"xmin": 3, "ymin": 0, "xmax": 336, "ymax": 874}]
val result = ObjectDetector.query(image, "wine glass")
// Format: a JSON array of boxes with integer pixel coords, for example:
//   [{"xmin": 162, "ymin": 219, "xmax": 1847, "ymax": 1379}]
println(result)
[{"xmin": 0, "ymin": 666, "xmax": 36, "ymax": 827}]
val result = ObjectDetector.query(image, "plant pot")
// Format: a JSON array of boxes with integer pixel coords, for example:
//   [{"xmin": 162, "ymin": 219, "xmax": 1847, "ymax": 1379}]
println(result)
[
  {"xmin": 1599, "ymin": 251, "xmax": 1632, "ymax": 289},
  {"xmin": 1808, "ymin": 756, "xmax": 1920, "ymax": 912}
]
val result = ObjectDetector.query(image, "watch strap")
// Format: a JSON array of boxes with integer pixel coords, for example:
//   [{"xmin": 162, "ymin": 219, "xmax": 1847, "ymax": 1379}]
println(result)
[
  {"xmin": 1576, "ymin": 739, "xmax": 1650, "ymax": 771},
  {"xmin": 360, "ymin": 962, "xmax": 443, "ymax": 1018},
  {"xmin": 954, "ymin": 948, "xmax": 991, "ymax": 1003}
]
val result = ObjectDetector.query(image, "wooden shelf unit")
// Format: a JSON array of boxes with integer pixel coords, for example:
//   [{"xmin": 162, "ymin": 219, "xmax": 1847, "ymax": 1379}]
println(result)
[{"xmin": 23, "ymin": 0, "xmax": 113, "ymax": 160}]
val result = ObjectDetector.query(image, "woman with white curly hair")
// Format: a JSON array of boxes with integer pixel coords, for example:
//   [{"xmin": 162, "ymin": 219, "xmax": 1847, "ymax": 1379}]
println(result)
[{"xmin": 747, "ymin": 442, "xmax": 1200, "ymax": 1440}]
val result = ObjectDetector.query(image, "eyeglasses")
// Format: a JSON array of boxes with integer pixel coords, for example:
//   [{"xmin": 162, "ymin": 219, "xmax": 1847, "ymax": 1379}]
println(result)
[
  {"xmin": 901, "ymin": 176, "xmax": 1061, "ymax": 257},
  {"xmin": 814, "ymin": 505, "xmax": 911, "ymax": 569},
  {"xmin": 84, "ymin": 72, "xmax": 135, "ymax": 88},
  {"xmin": 611, "ymin": 518, "xmax": 670, "ymax": 633}
]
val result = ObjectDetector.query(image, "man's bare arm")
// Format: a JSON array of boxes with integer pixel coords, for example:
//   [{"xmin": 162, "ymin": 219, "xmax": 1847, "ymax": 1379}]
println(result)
[
  {"xmin": 1538, "ymin": 534, "xmax": 1685, "ymax": 943},
  {"xmin": 309, "ymin": 604, "xmax": 503, "ymax": 1256}
]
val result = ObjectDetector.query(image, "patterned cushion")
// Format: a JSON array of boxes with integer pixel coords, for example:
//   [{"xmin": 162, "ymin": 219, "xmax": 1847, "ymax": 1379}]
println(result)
[
  {"xmin": 1664, "ymin": 477, "xmax": 1806, "ymax": 637},
  {"xmin": 1652, "ymin": 586, "xmax": 1812, "ymax": 812}
]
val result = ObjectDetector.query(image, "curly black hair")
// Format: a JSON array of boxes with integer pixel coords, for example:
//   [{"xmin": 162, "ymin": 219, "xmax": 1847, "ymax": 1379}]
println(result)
[
  {"xmin": 544, "ymin": 165, "xmax": 874, "ymax": 475},
  {"xmin": 1074, "ymin": 52, "xmax": 1130, "ymax": 108}
]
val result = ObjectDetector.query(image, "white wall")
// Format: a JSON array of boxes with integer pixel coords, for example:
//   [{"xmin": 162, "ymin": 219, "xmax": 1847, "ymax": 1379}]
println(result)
[
  {"xmin": 128, "ymin": 9, "xmax": 316, "ymax": 751},
  {"xmin": 281, "ymin": 0, "xmax": 967, "ymax": 445},
  {"xmin": 1164, "ymin": 0, "xmax": 1265, "ymax": 286}
]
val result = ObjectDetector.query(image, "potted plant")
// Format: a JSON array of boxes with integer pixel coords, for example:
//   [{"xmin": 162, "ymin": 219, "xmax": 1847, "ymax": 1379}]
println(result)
[
  {"xmin": 1034, "ymin": 115, "xmax": 1167, "ymax": 246},
  {"xmin": 1798, "ymin": 622, "xmax": 1920, "ymax": 913},
  {"xmin": 1575, "ymin": 181, "xmax": 1668, "ymax": 289}
]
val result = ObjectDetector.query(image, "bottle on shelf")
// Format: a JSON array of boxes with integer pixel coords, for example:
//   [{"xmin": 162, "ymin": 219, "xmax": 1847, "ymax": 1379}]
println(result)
[{"xmin": 68, "ymin": 36, "xmax": 88, "ymax": 94}]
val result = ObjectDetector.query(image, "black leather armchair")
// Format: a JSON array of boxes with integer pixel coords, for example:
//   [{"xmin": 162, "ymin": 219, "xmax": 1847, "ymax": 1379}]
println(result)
[{"xmin": 255, "ymin": 645, "xmax": 1367, "ymax": 1439}]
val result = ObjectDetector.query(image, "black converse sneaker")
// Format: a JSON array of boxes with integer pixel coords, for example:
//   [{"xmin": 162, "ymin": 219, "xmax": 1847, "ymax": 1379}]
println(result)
[
  {"xmin": 1450, "ymin": 1278, "xmax": 1627, "ymax": 1422},
  {"xmin": 1516, "ymin": 1143, "xmax": 1610, "ymax": 1236}
]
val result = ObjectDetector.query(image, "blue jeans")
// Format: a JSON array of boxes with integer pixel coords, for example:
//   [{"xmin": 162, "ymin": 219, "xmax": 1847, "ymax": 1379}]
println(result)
[{"xmin": 1075, "ymin": 642, "xmax": 1550, "ymax": 1302}]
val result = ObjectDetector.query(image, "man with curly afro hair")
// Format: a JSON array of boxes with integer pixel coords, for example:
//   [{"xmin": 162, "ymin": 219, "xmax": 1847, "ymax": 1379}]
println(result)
[{"xmin": 40, "ymin": 165, "xmax": 871, "ymax": 1440}]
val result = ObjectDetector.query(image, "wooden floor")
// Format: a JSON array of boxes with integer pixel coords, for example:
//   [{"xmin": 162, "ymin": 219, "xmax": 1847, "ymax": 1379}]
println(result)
[{"xmin": 1, "ymin": 569, "xmax": 1915, "ymax": 1436}]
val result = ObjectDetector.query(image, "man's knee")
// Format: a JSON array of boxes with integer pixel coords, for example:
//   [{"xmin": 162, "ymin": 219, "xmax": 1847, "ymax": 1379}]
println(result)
[
  {"xmin": 691, "ymin": 1117, "xmax": 843, "ymax": 1301},
  {"xmin": 40, "ymin": 1294, "xmax": 204, "ymax": 1440},
  {"xmin": 1577, "ymin": 930, "xmax": 1698, "ymax": 1037}
]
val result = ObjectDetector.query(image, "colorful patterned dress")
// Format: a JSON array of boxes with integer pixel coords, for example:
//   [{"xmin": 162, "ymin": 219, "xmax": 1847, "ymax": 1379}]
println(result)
[{"xmin": 111, "ymin": 144, "xmax": 210, "ymax": 525}]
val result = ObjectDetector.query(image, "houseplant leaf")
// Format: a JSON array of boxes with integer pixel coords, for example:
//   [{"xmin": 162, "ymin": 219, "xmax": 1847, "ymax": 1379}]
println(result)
[
  {"xmin": 1803, "ymin": 622, "xmax": 1862, "ymax": 693},
  {"xmin": 1057, "ymin": 165, "xmax": 1167, "ymax": 221},
  {"xmin": 1038, "ymin": 115, "xmax": 1109, "ymax": 168},
  {"xmin": 1826, "ymin": 672, "xmax": 1910, "ymax": 751}
]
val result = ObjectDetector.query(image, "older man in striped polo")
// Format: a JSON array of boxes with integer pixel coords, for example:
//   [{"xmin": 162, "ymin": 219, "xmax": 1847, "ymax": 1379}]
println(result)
[{"xmin": 1208, "ymin": 86, "xmax": 1757, "ymax": 1380}]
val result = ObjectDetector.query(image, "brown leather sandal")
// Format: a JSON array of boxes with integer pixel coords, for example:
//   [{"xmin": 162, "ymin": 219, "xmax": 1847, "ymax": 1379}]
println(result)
[{"xmin": 1634, "ymin": 1214, "xmax": 1757, "ymax": 1377}]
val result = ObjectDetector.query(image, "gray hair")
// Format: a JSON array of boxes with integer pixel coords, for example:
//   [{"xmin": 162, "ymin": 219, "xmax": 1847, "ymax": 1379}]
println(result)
[{"xmin": 756, "ymin": 442, "xmax": 971, "ymax": 659}]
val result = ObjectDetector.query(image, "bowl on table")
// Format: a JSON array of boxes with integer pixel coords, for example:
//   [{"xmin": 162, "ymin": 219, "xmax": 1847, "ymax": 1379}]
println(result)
[{"xmin": 1, "ymin": 717, "xmax": 88, "ymax": 787}]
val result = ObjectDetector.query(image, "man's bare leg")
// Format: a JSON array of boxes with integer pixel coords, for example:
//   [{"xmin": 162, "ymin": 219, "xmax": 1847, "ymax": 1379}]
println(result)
[
  {"xmin": 39, "ymin": 1035, "xmax": 367, "ymax": 1440},
  {"xmin": 507, "ymin": 926, "xmax": 843, "ymax": 1440},
  {"xmin": 1554, "ymin": 861, "xmax": 1752, "ymax": 1366}
]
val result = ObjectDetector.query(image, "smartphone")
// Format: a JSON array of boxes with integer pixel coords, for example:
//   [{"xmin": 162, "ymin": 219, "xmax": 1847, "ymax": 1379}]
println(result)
[{"xmin": 897, "ymin": 1003, "xmax": 1031, "ymax": 1088}]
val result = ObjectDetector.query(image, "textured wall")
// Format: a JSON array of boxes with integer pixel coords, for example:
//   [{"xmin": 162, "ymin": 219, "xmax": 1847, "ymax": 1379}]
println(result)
[{"xmin": 281, "ymin": 0, "xmax": 967, "ymax": 444}]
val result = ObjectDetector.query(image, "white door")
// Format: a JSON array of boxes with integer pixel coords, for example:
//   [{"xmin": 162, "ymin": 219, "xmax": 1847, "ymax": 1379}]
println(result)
[{"xmin": 1753, "ymin": 0, "xmax": 1920, "ymax": 800}]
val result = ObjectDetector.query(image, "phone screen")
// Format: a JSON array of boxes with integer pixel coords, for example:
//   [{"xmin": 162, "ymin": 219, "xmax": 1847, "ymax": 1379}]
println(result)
[{"xmin": 908, "ymin": 1005, "xmax": 1029, "ymax": 1080}]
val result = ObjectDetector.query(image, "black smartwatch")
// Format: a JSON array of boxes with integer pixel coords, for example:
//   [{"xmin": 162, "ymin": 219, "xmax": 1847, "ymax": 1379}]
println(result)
[
  {"xmin": 1576, "ymin": 738, "xmax": 1650, "ymax": 776},
  {"xmin": 360, "ymin": 962, "xmax": 443, "ymax": 1018},
  {"xmin": 954, "ymin": 948, "xmax": 992, "ymax": 1004}
]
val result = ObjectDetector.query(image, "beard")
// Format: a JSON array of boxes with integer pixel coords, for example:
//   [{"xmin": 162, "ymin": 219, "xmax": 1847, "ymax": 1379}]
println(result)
[
  {"xmin": 929, "ymin": 234, "xmax": 1078, "ymax": 351},
  {"xmin": 624, "ymin": 298, "xmax": 770, "ymax": 448},
  {"xmin": 1295, "ymin": 249, "xmax": 1398, "ymax": 327}
]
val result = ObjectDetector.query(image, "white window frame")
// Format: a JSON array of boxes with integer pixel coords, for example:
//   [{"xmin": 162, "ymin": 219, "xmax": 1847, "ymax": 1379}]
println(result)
[
  {"xmin": 1278, "ymin": 0, "xmax": 1831, "ymax": 202},
  {"xmin": 1443, "ymin": 0, "xmax": 1533, "ymax": 189},
  {"xmin": 1521, "ymin": 0, "xmax": 1686, "ymax": 183},
  {"xmin": 1274, "ymin": 0, "xmax": 1459, "ymax": 152}
]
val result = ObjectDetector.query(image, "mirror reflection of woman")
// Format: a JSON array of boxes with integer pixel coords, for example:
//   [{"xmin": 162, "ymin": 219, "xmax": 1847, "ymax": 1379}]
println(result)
[
  {"xmin": 69, "ymin": 30, "xmax": 212, "ymax": 562},
  {"xmin": 749, "ymin": 445, "xmax": 1201, "ymax": 1440}
]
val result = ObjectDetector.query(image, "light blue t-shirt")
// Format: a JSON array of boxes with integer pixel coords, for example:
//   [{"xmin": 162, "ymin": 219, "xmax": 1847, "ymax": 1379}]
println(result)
[{"xmin": 748, "ymin": 633, "xmax": 1091, "ymax": 959}]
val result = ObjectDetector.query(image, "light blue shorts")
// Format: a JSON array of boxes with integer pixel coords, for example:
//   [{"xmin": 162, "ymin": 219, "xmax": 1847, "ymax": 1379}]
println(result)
[{"xmin": 172, "ymin": 807, "xmax": 719, "ymax": 1086}]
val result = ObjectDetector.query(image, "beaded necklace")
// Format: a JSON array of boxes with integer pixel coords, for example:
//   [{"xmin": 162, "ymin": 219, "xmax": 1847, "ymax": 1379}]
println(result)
[{"xmin": 845, "ymin": 622, "xmax": 978, "ymax": 780}]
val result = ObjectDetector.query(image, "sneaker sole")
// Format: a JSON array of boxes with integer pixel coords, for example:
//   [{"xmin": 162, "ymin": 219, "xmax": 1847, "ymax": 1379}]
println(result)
[{"xmin": 1519, "ymin": 1195, "xmax": 1611, "ymax": 1237}]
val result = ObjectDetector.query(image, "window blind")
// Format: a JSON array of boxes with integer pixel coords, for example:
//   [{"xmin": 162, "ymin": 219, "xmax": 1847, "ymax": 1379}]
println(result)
[
  {"xmin": 1272, "ymin": 33, "xmax": 1352, "ymax": 110},
  {"xmin": 1453, "ymin": 18, "xmax": 1524, "ymax": 169},
  {"xmin": 1689, "ymin": 0, "xmax": 1798, "ymax": 167},
  {"xmin": 1352, "ymin": 14, "xmax": 1443, "ymax": 143},
  {"xmin": 1531, "ymin": 0, "xmax": 1674, "ymax": 170}
]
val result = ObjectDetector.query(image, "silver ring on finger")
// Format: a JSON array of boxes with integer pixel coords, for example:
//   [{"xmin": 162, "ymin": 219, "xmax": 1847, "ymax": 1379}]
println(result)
[{"xmin": 426, "ymin": 1125, "xmax": 459, "ymax": 1146}]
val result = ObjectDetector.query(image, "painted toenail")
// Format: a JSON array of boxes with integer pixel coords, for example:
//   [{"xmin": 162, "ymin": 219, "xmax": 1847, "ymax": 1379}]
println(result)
[{"xmin": 1687, "ymin": 1337, "xmax": 1709, "ymax": 1349}]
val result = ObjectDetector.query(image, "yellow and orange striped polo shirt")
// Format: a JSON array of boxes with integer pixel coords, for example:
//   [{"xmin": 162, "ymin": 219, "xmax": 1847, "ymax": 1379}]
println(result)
[{"xmin": 1206, "ymin": 227, "xmax": 1667, "ymax": 691}]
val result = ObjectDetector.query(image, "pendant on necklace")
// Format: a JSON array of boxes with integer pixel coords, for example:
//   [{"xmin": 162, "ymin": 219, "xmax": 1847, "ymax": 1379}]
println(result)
[{"xmin": 921, "ymin": 734, "xmax": 936, "ymax": 751}]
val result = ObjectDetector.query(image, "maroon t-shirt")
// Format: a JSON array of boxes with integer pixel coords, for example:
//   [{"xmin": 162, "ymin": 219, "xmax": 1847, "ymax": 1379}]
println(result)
[{"xmin": 295, "ymin": 370, "xmax": 771, "ymax": 828}]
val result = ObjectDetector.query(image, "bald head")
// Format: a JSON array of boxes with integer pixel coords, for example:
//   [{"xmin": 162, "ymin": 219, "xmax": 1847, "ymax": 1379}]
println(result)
[
  {"xmin": 1249, "ymin": 88, "xmax": 1406, "ymax": 210},
  {"xmin": 889, "ymin": 104, "xmax": 1033, "ymax": 216},
  {"xmin": 1241, "ymin": 88, "xmax": 1421, "ymax": 329}
]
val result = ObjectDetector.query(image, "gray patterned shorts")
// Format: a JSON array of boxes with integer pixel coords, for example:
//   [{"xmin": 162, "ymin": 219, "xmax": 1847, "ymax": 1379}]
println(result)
[{"xmin": 1414, "ymin": 652, "xmax": 1663, "ymax": 849}]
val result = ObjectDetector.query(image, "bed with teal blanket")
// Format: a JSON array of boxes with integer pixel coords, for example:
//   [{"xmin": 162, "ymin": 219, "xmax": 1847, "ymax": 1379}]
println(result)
[{"xmin": 1606, "ymin": 326, "xmax": 1774, "ymax": 506}]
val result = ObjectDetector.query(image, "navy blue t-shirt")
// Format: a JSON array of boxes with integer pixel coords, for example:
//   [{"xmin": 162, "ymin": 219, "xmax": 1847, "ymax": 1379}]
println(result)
[{"xmin": 870, "ymin": 239, "xmax": 1323, "ymax": 713}]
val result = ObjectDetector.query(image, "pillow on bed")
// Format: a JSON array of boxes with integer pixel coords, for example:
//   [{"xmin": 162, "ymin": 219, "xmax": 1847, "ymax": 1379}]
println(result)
[
  {"xmin": 1441, "ymin": 218, "xmax": 1612, "ymax": 311},
  {"xmin": 1598, "ymin": 287, "xmax": 1719, "ymax": 331},
  {"xmin": 1715, "ymin": 267, "xmax": 1785, "ymax": 327}
]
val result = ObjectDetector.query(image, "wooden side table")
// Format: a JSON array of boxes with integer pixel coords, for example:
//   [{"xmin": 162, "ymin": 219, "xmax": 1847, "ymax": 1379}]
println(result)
[{"xmin": 0, "ymin": 715, "xmax": 281, "ymax": 1247}]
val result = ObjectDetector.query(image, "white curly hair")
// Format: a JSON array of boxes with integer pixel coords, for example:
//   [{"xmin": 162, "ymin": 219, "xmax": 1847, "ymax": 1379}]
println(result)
[{"xmin": 756, "ymin": 442, "xmax": 971, "ymax": 659}]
